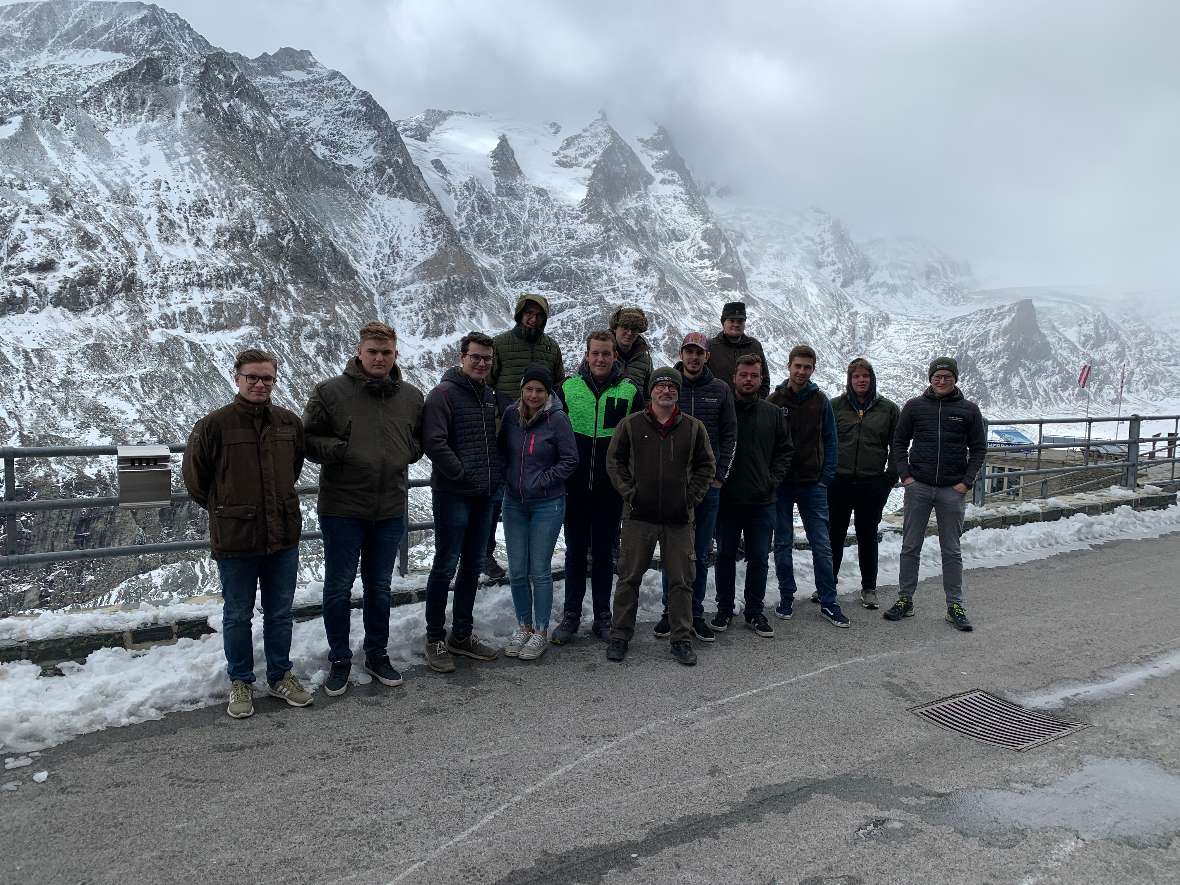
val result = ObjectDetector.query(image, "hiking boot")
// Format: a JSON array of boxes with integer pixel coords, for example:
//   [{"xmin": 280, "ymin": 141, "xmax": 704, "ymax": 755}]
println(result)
[
  {"xmin": 860, "ymin": 589, "xmax": 880, "ymax": 610},
  {"xmin": 745, "ymin": 613, "xmax": 775, "ymax": 638},
  {"xmin": 268, "ymin": 671, "xmax": 314, "ymax": 707},
  {"xmin": 447, "ymin": 632, "xmax": 500, "ymax": 661},
  {"xmin": 323, "ymin": 661, "xmax": 351, "ymax": 696},
  {"xmin": 670, "ymin": 640, "xmax": 697, "ymax": 666},
  {"xmin": 653, "ymin": 613, "xmax": 671, "ymax": 639},
  {"xmin": 820, "ymin": 604, "xmax": 850, "ymax": 628},
  {"xmin": 945, "ymin": 602, "xmax": 974, "ymax": 632},
  {"xmin": 692, "ymin": 616, "xmax": 716, "ymax": 643},
  {"xmin": 226, "ymin": 680, "xmax": 254, "ymax": 719},
  {"xmin": 505, "ymin": 625, "xmax": 530, "ymax": 658},
  {"xmin": 550, "ymin": 613, "xmax": 580, "ymax": 645},
  {"xmin": 519, "ymin": 632, "xmax": 548, "ymax": 660},
  {"xmin": 606, "ymin": 638, "xmax": 628, "ymax": 662},
  {"xmin": 364, "ymin": 656, "xmax": 404, "ymax": 687},
  {"xmin": 710, "ymin": 611, "xmax": 732, "ymax": 632},
  {"xmin": 424, "ymin": 638, "xmax": 456, "ymax": 673},
  {"xmin": 883, "ymin": 597, "xmax": 914, "ymax": 621},
  {"xmin": 809, "ymin": 591, "xmax": 821, "ymax": 604},
  {"xmin": 591, "ymin": 613, "xmax": 612, "ymax": 641},
  {"xmin": 774, "ymin": 599, "xmax": 794, "ymax": 620}
]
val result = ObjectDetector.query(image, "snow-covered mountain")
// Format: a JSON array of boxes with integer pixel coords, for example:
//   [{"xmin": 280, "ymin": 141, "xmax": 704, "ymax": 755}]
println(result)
[{"xmin": 2, "ymin": 0, "xmax": 1178, "ymax": 611}]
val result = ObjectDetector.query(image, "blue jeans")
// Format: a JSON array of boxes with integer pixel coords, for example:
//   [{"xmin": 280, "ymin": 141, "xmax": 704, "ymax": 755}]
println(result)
[
  {"xmin": 502, "ymin": 494, "xmax": 565, "ymax": 631},
  {"xmin": 425, "ymin": 489, "xmax": 495, "ymax": 642},
  {"xmin": 660, "ymin": 486, "xmax": 720, "ymax": 617},
  {"xmin": 320, "ymin": 515, "xmax": 405, "ymax": 664},
  {"xmin": 774, "ymin": 482, "xmax": 837, "ymax": 608},
  {"xmin": 216, "ymin": 546, "xmax": 298, "ymax": 684},
  {"xmin": 715, "ymin": 501, "xmax": 775, "ymax": 617}
]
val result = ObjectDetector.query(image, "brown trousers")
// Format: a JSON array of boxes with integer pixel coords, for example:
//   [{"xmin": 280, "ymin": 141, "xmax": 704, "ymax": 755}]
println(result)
[{"xmin": 610, "ymin": 518, "xmax": 695, "ymax": 642}]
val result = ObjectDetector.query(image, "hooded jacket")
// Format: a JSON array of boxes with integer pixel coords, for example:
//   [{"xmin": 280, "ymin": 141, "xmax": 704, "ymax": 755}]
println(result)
[
  {"xmin": 768, "ymin": 380, "xmax": 838, "ymax": 485},
  {"xmin": 893, "ymin": 386, "xmax": 987, "ymax": 488},
  {"xmin": 183, "ymin": 396, "xmax": 305, "ymax": 560},
  {"xmin": 606, "ymin": 408, "xmax": 716, "ymax": 525},
  {"xmin": 723, "ymin": 395, "xmax": 794, "ymax": 506},
  {"xmin": 706, "ymin": 332, "xmax": 771, "ymax": 398},
  {"xmin": 558, "ymin": 359, "xmax": 643, "ymax": 495},
  {"xmin": 490, "ymin": 294, "xmax": 566, "ymax": 401},
  {"xmin": 831, "ymin": 362, "xmax": 900, "ymax": 483},
  {"xmin": 674, "ymin": 362, "xmax": 738, "ymax": 482},
  {"xmin": 422, "ymin": 367, "xmax": 504, "ymax": 496},
  {"xmin": 499, "ymin": 394, "xmax": 579, "ymax": 502},
  {"xmin": 302, "ymin": 359, "xmax": 424, "ymax": 519}
]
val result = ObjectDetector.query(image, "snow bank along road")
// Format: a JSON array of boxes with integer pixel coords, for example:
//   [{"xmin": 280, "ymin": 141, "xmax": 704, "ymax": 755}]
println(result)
[{"xmin": 2, "ymin": 525, "xmax": 1180, "ymax": 883}]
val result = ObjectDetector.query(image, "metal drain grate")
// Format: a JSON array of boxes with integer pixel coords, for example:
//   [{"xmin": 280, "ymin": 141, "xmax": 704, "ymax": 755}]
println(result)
[{"xmin": 910, "ymin": 689, "xmax": 1090, "ymax": 751}]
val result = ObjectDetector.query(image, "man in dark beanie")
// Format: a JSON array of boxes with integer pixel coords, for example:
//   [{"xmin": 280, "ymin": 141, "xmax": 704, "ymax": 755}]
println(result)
[
  {"xmin": 605, "ymin": 367, "xmax": 715, "ymax": 665},
  {"xmin": 829, "ymin": 357, "xmax": 900, "ymax": 611},
  {"xmin": 885, "ymin": 355, "xmax": 986, "ymax": 632},
  {"xmin": 609, "ymin": 305, "xmax": 653, "ymax": 394},
  {"xmin": 708, "ymin": 301, "xmax": 770, "ymax": 398}
]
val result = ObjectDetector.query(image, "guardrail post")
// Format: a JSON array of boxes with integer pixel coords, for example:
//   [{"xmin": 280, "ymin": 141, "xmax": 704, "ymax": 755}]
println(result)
[
  {"xmin": 1124, "ymin": 414, "xmax": 1141, "ymax": 489},
  {"xmin": 3, "ymin": 453, "xmax": 16, "ymax": 556},
  {"xmin": 398, "ymin": 486, "xmax": 410, "ymax": 577}
]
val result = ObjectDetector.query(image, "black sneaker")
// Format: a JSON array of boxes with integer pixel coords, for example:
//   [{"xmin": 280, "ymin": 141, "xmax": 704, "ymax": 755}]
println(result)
[
  {"xmin": 550, "ymin": 612, "xmax": 580, "ymax": 645},
  {"xmin": 945, "ymin": 602, "xmax": 974, "ymax": 632},
  {"xmin": 364, "ymin": 656, "xmax": 404, "ymax": 687},
  {"xmin": 692, "ymin": 616, "xmax": 715, "ymax": 643},
  {"xmin": 774, "ymin": 600, "xmax": 793, "ymax": 620},
  {"xmin": 809, "ymin": 591, "xmax": 821, "ymax": 604},
  {"xmin": 710, "ymin": 611, "xmax": 732, "ymax": 632},
  {"xmin": 820, "ymin": 604, "xmax": 850, "ymax": 628},
  {"xmin": 606, "ymin": 638, "xmax": 628, "ymax": 662},
  {"xmin": 653, "ymin": 613, "xmax": 671, "ymax": 639},
  {"xmin": 591, "ymin": 614, "xmax": 612, "ymax": 641},
  {"xmin": 323, "ymin": 661, "xmax": 350, "ymax": 696},
  {"xmin": 883, "ymin": 597, "xmax": 914, "ymax": 621},
  {"xmin": 670, "ymin": 640, "xmax": 697, "ymax": 666},
  {"xmin": 745, "ymin": 613, "xmax": 775, "ymax": 638}
]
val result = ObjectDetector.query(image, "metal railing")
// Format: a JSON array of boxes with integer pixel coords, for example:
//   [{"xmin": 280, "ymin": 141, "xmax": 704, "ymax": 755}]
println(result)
[{"xmin": 1, "ymin": 444, "xmax": 430, "ymax": 573}]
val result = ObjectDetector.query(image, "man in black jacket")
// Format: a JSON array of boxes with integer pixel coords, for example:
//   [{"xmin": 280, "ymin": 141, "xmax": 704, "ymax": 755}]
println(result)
[
  {"xmin": 885, "ymin": 356, "xmax": 987, "ymax": 632},
  {"xmin": 712, "ymin": 355, "xmax": 793, "ymax": 638},
  {"xmin": 421, "ymin": 332, "xmax": 504, "ymax": 671},
  {"xmin": 654, "ymin": 332, "xmax": 736, "ymax": 643},
  {"xmin": 707, "ymin": 302, "xmax": 771, "ymax": 398}
]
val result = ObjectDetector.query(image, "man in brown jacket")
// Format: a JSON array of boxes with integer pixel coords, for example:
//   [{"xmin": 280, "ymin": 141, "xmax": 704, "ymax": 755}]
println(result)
[
  {"xmin": 183, "ymin": 348, "xmax": 313, "ymax": 719},
  {"xmin": 303, "ymin": 322, "xmax": 424, "ymax": 696},
  {"xmin": 605, "ymin": 367, "xmax": 715, "ymax": 666}
]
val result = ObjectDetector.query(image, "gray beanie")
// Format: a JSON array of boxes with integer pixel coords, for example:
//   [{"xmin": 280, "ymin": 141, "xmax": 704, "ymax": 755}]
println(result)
[
  {"xmin": 649, "ymin": 366, "xmax": 683, "ymax": 394},
  {"xmin": 928, "ymin": 356, "xmax": 959, "ymax": 381}
]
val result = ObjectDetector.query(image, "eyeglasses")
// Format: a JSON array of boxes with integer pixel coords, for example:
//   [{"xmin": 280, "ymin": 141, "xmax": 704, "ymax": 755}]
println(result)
[
  {"xmin": 237, "ymin": 373, "xmax": 277, "ymax": 386},
  {"xmin": 931, "ymin": 373, "xmax": 955, "ymax": 383},
  {"xmin": 652, "ymin": 381, "xmax": 678, "ymax": 391},
  {"xmin": 463, "ymin": 353, "xmax": 493, "ymax": 364}
]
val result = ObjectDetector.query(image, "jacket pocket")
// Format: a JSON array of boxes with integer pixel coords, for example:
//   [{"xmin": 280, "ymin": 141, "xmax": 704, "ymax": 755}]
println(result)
[{"xmin": 213, "ymin": 504, "xmax": 257, "ymax": 553}]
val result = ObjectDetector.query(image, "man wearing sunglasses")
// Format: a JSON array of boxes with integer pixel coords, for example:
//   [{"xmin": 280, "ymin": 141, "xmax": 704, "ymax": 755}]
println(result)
[{"xmin": 183, "ymin": 348, "xmax": 313, "ymax": 719}]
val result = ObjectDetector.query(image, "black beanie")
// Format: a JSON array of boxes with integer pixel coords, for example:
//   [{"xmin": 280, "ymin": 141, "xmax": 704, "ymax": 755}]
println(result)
[
  {"xmin": 721, "ymin": 301, "xmax": 747, "ymax": 321},
  {"xmin": 521, "ymin": 364, "xmax": 554, "ymax": 393},
  {"xmin": 928, "ymin": 356, "xmax": 959, "ymax": 381}
]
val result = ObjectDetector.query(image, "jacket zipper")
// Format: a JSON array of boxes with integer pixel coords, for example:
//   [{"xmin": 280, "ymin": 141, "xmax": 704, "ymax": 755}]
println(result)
[{"xmin": 935, "ymin": 399, "xmax": 943, "ymax": 484}]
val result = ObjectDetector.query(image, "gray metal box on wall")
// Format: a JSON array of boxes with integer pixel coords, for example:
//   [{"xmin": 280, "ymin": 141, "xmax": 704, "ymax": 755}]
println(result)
[{"xmin": 117, "ymin": 445, "xmax": 172, "ymax": 508}]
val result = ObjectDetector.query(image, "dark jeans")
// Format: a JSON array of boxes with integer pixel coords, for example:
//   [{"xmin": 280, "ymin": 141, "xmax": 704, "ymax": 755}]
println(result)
[
  {"xmin": 660, "ymin": 486, "xmax": 720, "ymax": 618},
  {"xmin": 320, "ymin": 515, "xmax": 405, "ymax": 664},
  {"xmin": 485, "ymin": 484, "xmax": 505, "ymax": 563},
  {"xmin": 774, "ymin": 482, "xmax": 837, "ymax": 608},
  {"xmin": 216, "ymin": 546, "xmax": 298, "ymax": 684},
  {"xmin": 562, "ymin": 487, "xmax": 624, "ymax": 621},
  {"xmin": 715, "ymin": 501, "xmax": 775, "ymax": 617},
  {"xmin": 828, "ymin": 477, "xmax": 891, "ymax": 590},
  {"xmin": 425, "ymin": 489, "xmax": 495, "ymax": 641}
]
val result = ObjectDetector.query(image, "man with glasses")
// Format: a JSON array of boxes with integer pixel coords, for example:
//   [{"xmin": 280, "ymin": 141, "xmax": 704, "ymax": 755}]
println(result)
[
  {"xmin": 421, "ymin": 332, "xmax": 504, "ymax": 672},
  {"xmin": 183, "ymin": 348, "xmax": 313, "ymax": 718},
  {"xmin": 303, "ymin": 322, "xmax": 424, "ymax": 696},
  {"xmin": 885, "ymin": 356, "xmax": 986, "ymax": 632},
  {"xmin": 609, "ymin": 306, "xmax": 653, "ymax": 394},
  {"xmin": 708, "ymin": 302, "xmax": 770, "ymax": 398}
]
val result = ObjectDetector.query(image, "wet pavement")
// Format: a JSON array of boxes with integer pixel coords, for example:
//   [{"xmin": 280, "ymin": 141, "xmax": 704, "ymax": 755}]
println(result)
[{"xmin": 3, "ymin": 532, "xmax": 1180, "ymax": 884}]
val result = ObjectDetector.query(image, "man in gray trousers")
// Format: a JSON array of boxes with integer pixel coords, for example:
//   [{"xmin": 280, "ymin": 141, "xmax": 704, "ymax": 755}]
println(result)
[{"xmin": 884, "ymin": 357, "xmax": 986, "ymax": 631}]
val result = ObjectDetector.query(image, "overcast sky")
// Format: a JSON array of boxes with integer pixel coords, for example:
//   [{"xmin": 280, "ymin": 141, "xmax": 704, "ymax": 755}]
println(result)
[{"xmin": 139, "ymin": 1, "xmax": 1180, "ymax": 296}]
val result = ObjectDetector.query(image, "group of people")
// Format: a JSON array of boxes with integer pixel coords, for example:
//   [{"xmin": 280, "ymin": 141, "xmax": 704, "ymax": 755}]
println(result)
[{"xmin": 182, "ymin": 299, "xmax": 987, "ymax": 719}]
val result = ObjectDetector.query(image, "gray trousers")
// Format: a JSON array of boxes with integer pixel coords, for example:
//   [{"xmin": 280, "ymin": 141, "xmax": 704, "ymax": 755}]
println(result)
[{"xmin": 898, "ymin": 480, "xmax": 967, "ymax": 604}]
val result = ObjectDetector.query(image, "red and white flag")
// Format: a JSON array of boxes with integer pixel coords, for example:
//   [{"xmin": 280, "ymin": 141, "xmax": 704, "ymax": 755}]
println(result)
[{"xmin": 1077, "ymin": 363, "xmax": 1092, "ymax": 388}]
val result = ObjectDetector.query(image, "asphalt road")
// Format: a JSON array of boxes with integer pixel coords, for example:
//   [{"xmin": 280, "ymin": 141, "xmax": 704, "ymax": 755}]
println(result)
[{"xmin": 4, "ymin": 533, "xmax": 1180, "ymax": 885}]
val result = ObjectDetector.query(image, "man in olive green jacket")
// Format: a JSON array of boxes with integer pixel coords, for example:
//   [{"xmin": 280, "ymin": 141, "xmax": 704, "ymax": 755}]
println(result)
[
  {"xmin": 609, "ymin": 305, "xmax": 654, "ymax": 394},
  {"xmin": 303, "ymin": 322, "xmax": 424, "ymax": 695}
]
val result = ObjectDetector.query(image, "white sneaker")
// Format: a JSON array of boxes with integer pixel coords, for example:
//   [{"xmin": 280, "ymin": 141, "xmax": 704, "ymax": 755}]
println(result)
[
  {"xmin": 519, "ymin": 632, "xmax": 548, "ymax": 660},
  {"xmin": 505, "ymin": 625, "xmax": 531, "ymax": 658}
]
